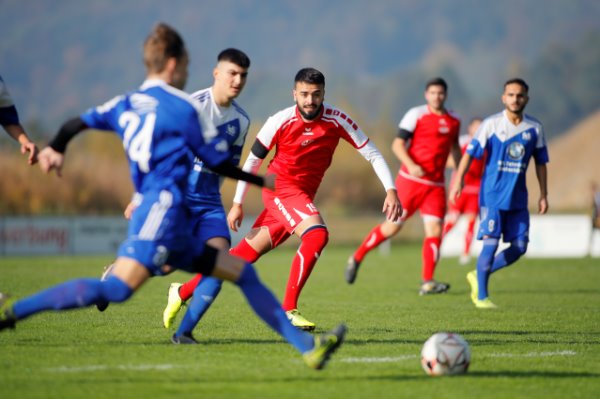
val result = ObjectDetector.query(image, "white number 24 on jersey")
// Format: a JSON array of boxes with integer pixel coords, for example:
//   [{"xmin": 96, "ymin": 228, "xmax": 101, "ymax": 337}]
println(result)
[{"xmin": 120, "ymin": 111, "xmax": 156, "ymax": 173}]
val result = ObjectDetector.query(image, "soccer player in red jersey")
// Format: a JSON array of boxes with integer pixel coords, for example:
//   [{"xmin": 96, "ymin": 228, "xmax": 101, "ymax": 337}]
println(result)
[
  {"xmin": 227, "ymin": 67, "xmax": 402, "ymax": 330},
  {"xmin": 346, "ymin": 77, "xmax": 462, "ymax": 295},
  {"xmin": 442, "ymin": 117, "xmax": 484, "ymax": 265}
]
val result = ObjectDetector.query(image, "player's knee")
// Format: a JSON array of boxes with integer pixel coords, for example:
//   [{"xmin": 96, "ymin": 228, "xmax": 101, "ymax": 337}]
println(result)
[
  {"xmin": 101, "ymin": 276, "xmax": 134, "ymax": 303},
  {"xmin": 301, "ymin": 225, "xmax": 329, "ymax": 252},
  {"xmin": 513, "ymin": 239, "xmax": 528, "ymax": 257}
]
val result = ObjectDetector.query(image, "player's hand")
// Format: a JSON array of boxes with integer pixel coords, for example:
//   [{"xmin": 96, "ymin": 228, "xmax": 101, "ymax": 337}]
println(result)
[
  {"xmin": 538, "ymin": 196, "xmax": 549, "ymax": 215},
  {"xmin": 448, "ymin": 181, "xmax": 462, "ymax": 205},
  {"xmin": 407, "ymin": 163, "xmax": 425, "ymax": 178},
  {"xmin": 38, "ymin": 146, "xmax": 65, "ymax": 177},
  {"xmin": 123, "ymin": 201, "xmax": 137, "ymax": 220},
  {"xmin": 263, "ymin": 173, "xmax": 276, "ymax": 191},
  {"xmin": 21, "ymin": 141, "xmax": 39, "ymax": 165},
  {"xmin": 227, "ymin": 203, "xmax": 244, "ymax": 232},
  {"xmin": 383, "ymin": 189, "xmax": 403, "ymax": 222}
]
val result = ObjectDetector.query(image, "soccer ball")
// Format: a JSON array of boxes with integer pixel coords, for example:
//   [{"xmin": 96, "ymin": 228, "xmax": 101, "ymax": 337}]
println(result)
[{"xmin": 421, "ymin": 332, "xmax": 471, "ymax": 376}]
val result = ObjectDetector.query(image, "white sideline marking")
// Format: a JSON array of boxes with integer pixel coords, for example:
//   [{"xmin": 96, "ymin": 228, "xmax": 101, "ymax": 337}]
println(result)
[
  {"xmin": 341, "ymin": 350, "xmax": 576, "ymax": 363},
  {"xmin": 45, "ymin": 364, "xmax": 187, "ymax": 373},
  {"xmin": 343, "ymin": 355, "xmax": 418, "ymax": 363},
  {"xmin": 489, "ymin": 350, "xmax": 577, "ymax": 358}
]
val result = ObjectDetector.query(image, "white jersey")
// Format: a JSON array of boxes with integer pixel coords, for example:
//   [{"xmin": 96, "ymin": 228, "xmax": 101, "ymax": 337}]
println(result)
[{"xmin": 186, "ymin": 87, "xmax": 251, "ymax": 207}]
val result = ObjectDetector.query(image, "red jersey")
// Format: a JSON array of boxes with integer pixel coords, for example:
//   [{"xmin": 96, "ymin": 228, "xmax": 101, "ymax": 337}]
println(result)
[
  {"xmin": 398, "ymin": 105, "xmax": 460, "ymax": 185},
  {"xmin": 255, "ymin": 103, "xmax": 369, "ymax": 197}
]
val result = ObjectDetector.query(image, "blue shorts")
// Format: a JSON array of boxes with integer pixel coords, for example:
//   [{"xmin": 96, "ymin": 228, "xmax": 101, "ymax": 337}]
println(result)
[
  {"xmin": 189, "ymin": 203, "xmax": 231, "ymax": 244},
  {"xmin": 477, "ymin": 207, "xmax": 530, "ymax": 242},
  {"xmin": 117, "ymin": 190, "xmax": 204, "ymax": 276}
]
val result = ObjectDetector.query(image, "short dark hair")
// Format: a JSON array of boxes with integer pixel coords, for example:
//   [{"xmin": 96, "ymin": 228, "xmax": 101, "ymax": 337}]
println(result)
[
  {"xmin": 143, "ymin": 23, "xmax": 187, "ymax": 73},
  {"xmin": 294, "ymin": 68, "xmax": 325, "ymax": 86},
  {"xmin": 217, "ymin": 48, "xmax": 251, "ymax": 69},
  {"xmin": 504, "ymin": 78, "xmax": 529, "ymax": 93},
  {"xmin": 425, "ymin": 77, "xmax": 447, "ymax": 92}
]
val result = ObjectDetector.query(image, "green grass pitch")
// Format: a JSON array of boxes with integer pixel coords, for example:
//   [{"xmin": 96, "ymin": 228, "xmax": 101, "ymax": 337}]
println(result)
[{"xmin": 1, "ymin": 244, "xmax": 599, "ymax": 398}]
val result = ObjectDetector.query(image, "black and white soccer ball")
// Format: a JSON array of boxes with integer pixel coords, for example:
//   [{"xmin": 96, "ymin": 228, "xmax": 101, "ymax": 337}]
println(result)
[{"xmin": 421, "ymin": 332, "xmax": 471, "ymax": 376}]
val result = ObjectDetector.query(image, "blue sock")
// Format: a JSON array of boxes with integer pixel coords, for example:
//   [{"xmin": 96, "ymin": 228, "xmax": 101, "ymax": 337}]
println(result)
[
  {"xmin": 491, "ymin": 240, "xmax": 528, "ymax": 273},
  {"xmin": 477, "ymin": 238, "xmax": 498, "ymax": 300},
  {"xmin": 13, "ymin": 276, "xmax": 132, "ymax": 320},
  {"xmin": 235, "ymin": 263, "xmax": 314, "ymax": 353},
  {"xmin": 175, "ymin": 277, "xmax": 223, "ymax": 337}
]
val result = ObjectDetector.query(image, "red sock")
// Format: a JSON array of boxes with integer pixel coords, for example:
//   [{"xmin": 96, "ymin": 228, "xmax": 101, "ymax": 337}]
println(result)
[
  {"xmin": 422, "ymin": 236, "xmax": 441, "ymax": 281},
  {"xmin": 464, "ymin": 218, "xmax": 476, "ymax": 256},
  {"xmin": 178, "ymin": 274, "xmax": 203, "ymax": 301},
  {"xmin": 442, "ymin": 219, "xmax": 454, "ymax": 238},
  {"xmin": 230, "ymin": 238, "xmax": 261, "ymax": 263},
  {"xmin": 354, "ymin": 224, "xmax": 388, "ymax": 262},
  {"xmin": 282, "ymin": 227, "xmax": 328, "ymax": 311}
]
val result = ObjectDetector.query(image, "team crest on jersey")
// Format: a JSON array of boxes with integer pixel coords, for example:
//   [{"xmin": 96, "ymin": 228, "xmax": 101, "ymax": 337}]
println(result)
[
  {"xmin": 507, "ymin": 142, "xmax": 525, "ymax": 160},
  {"xmin": 438, "ymin": 119, "xmax": 449, "ymax": 134},
  {"xmin": 522, "ymin": 130, "xmax": 531, "ymax": 141},
  {"xmin": 226, "ymin": 123, "xmax": 237, "ymax": 136}
]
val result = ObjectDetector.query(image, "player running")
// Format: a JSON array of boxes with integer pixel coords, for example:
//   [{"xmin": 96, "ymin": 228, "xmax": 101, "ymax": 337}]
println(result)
[
  {"xmin": 160, "ymin": 48, "xmax": 253, "ymax": 343},
  {"xmin": 449, "ymin": 78, "xmax": 549, "ymax": 309},
  {"xmin": 346, "ymin": 77, "xmax": 462, "ymax": 295},
  {"xmin": 224, "ymin": 67, "xmax": 401, "ymax": 330},
  {"xmin": 441, "ymin": 117, "xmax": 483, "ymax": 265},
  {"xmin": 0, "ymin": 23, "xmax": 346, "ymax": 370}
]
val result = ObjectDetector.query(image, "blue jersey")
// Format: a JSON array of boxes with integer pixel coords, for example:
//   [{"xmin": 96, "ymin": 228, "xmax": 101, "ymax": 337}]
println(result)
[
  {"xmin": 0, "ymin": 75, "xmax": 20, "ymax": 126},
  {"xmin": 186, "ymin": 87, "xmax": 250, "ymax": 208},
  {"xmin": 467, "ymin": 110, "xmax": 549, "ymax": 210},
  {"xmin": 78, "ymin": 79, "xmax": 235, "ymax": 273},
  {"xmin": 80, "ymin": 79, "xmax": 228, "ymax": 197}
]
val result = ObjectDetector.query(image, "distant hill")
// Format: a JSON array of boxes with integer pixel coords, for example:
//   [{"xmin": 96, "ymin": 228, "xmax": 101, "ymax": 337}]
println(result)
[
  {"xmin": 532, "ymin": 110, "xmax": 600, "ymax": 211},
  {"xmin": 1, "ymin": 0, "xmax": 599, "ymax": 140}
]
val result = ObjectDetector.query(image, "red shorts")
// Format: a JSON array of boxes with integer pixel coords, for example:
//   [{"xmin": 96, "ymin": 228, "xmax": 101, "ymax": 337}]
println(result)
[
  {"xmin": 254, "ymin": 187, "xmax": 320, "ymax": 248},
  {"xmin": 396, "ymin": 173, "xmax": 446, "ymax": 220},
  {"xmin": 448, "ymin": 191, "xmax": 479, "ymax": 215}
]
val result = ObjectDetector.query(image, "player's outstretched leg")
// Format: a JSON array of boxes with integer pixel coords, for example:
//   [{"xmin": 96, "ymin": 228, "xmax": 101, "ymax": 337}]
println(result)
[
  {"xmin": 0, "ymin": 293, "xmax": 16, "ymax": 331},
  {"xmin": 0, "ymin": 276, "xmax": 134, "ymax": 332},
  {"xmin": 303, "ymin": 323, "xmax": 347, "ymax": 370},
  {"xmin": 96, "ymin": 263, "xmax": 116, "ymax": 312},
  {"xmin": 235, "ymin": 263, "xmax": 346, "ymax": 369},
  {"xmin": 345, "ymin": 256, "xmax": 361, "ymax": 284},
  {"xmin": 347, "ymin": 224, "xmax": 389, "ymax": 284},
  {"xmin": 171, "ymin": 277, "xmax": 222, "ymax": 343}
]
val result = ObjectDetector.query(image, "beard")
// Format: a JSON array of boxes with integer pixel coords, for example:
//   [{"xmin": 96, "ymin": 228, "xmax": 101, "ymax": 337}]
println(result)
[{"xmin": 298, "ymin": 104, "xmax": 322, "ymax": 120}]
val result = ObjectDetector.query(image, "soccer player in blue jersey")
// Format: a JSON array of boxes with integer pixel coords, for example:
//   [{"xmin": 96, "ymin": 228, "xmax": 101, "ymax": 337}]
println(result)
[
  {"xmin": 449, "ymin": 78, "xmax": 549, "ymax": 309},
  {"xmin": 0, "ymin": 75, "xmax": 39, "ymax": 164},
  {"xmin": 0, "ymin": 23, "xmax": 345, "ymax": 370},
  {"xmin": 161, "ymin": 48, "xmax": 253, "ymax": 343}
]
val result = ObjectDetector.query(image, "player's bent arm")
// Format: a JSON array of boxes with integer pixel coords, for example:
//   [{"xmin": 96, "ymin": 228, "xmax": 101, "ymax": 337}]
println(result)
[
  {"xmin": 3, "ymin": 123, "xmax": 39, "ymax": 165},
  {"xmin": 535, "ymin": 162, "xmax": 549, "ymax": 214},
  {"xmin": 357, "ymin": 141, "xmax": 396, "ymax": 192},
  {"xmin": 450, "ymin": 140, "xmax": 462, "ymax": 171},
  {"xmin": 356, "ymin": 141, "xmax": 402, "ymax": 220},
  {"xmin": 232, "ymin": 140, "xmax": 268, "ymax": 205},
  {"xmin": 38, "ymin": 117, "xmax": 89, "ymax": 176},
  {"xmin": 227, "ymin": 203, "xmax": 244, "ymax": 231},
  {"xmin": 392, "ymin": 136, "xmax": 423, "ymax": 177}
]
